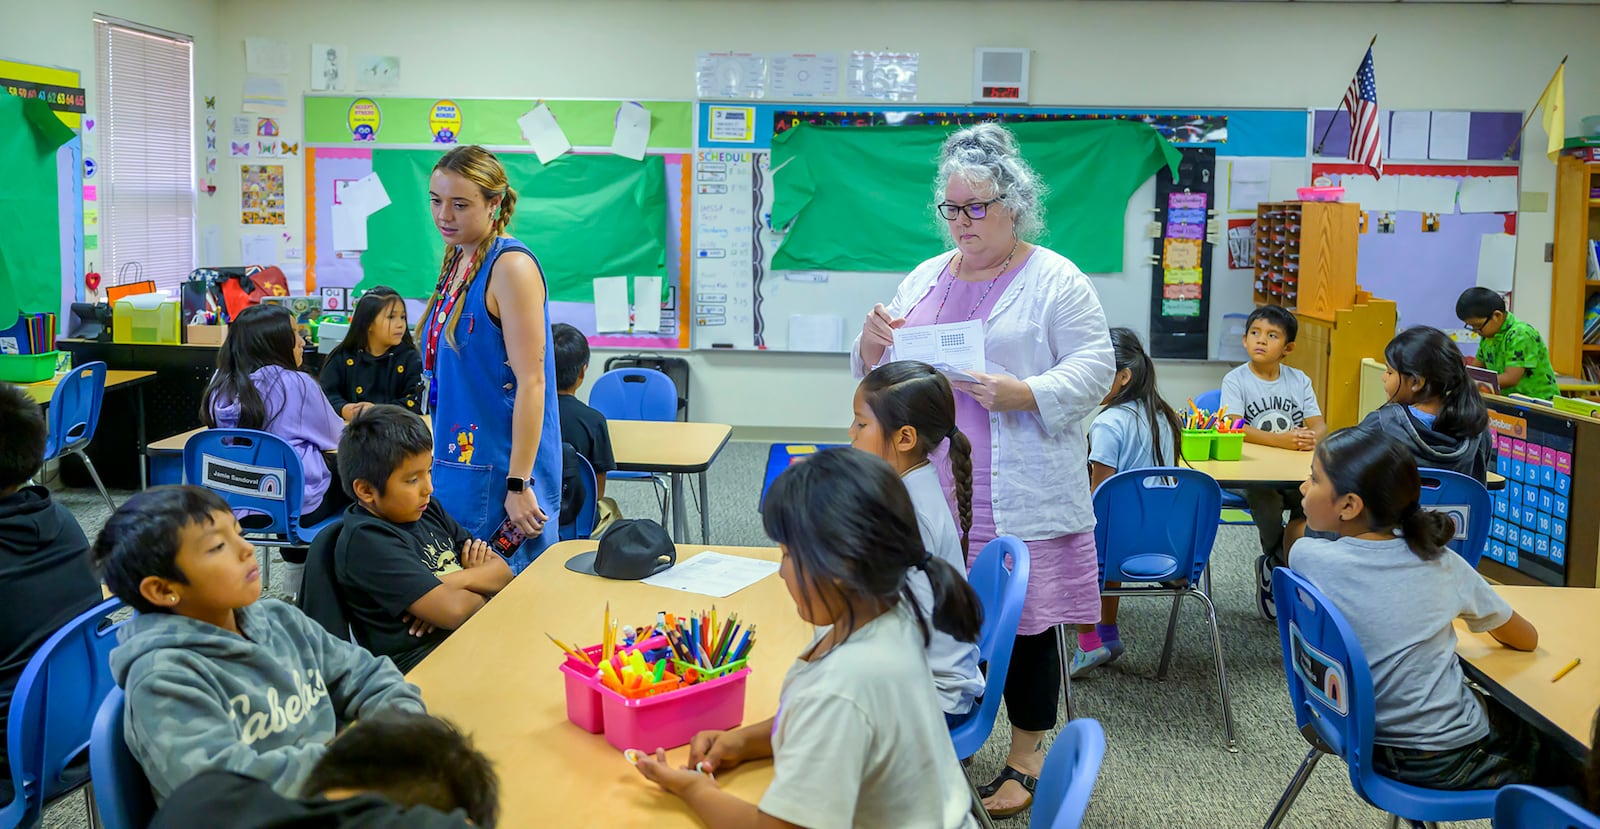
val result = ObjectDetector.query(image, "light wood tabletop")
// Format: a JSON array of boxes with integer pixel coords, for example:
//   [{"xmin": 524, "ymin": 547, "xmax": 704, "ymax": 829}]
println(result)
[
  {"xmin": 406, "ymin": 541, "xmax": 803, "ymax": 827},
  {"xmin": 1184, "ymin": 442, "xmax": 1505, "ymax": 490},
  {"xmin": 1454, "ymin": 584, "xmax": 1600, "ymax": 752},
  {"xmin": 608, "ymin": 420, "xmax": 734, "ymax": 474},
  {"xmin": 19, "ymin": 369, "xmax": 157, "ymax": 405}
]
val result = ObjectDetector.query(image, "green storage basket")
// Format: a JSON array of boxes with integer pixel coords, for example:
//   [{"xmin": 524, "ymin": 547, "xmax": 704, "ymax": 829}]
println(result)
[
  {"xmin": 1211, "ymin": 432, "xmax": 1245, "ymax": 461},
  {"xmin": 0, "ymin": 351, "xmax": 60, "ymax": 384},
  {"xmin": 1180, "ymin": 429, "xmax": 1215, "ymax": 461}
]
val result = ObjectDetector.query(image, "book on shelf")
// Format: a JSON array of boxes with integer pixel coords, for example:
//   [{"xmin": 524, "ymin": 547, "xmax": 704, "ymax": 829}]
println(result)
[
  {"xmin": 1588, "ymin": 239, "xmax": 1600, "ymax": 283},
  {"xmin": 1586, "ymin": 293, "xmax": 1600, "ymax": 344}
]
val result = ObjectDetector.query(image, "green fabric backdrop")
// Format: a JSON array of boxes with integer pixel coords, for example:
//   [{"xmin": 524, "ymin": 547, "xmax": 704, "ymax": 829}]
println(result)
[{"xmin": 0, "ymin": 95, "xmax": 74, "ymax": 322}]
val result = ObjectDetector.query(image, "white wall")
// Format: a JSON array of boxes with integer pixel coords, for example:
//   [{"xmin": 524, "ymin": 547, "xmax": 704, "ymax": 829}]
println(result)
[{"xmin": 12, "ymin": 0, "xmax": 1596, "ymax": 432}]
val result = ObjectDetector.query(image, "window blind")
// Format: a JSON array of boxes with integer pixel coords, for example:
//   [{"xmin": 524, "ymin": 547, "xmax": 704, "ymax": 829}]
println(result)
[{"xmin": 94, "ymin": 17, "xmax": 195, "ymax": 293}]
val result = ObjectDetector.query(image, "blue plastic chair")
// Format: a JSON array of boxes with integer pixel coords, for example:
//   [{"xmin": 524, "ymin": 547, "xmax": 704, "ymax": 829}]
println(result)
[
  {"xmin": 1417, "ymin": 468, "xmax": 1491, "ymax": 568},
  {"xmin": 1192, "ymin": 387, "xmax": 1252, "ymax": 525},
  {"xmin": 89, "ymin": 688, "xmax": 155, "ymax": 829},
  {"xmin": 587, "ymin": 369, "xmax": 676, "ymax": 522},
  {"xmin": 2, "ymin": 597, "xmax": 124, "ymax": 829},
  {"xmin": 948, "ymin": 536, "xmax": 1030, "ymax": 828},
  {"xmin": 1194, "ymin": 388, "xmax": 1222, "ymax": 412},
  {"xmin": 1493, "ymin": 784, "xmax": 1600, "ymax": 828},
  {"xmin": 559, "ymin": 453, "xmax": 599, "ymax": 541},
  {"xmin": 1090, "ymin": 467, "xmax": 1235, "ymax": 749},
  {"xmin": 758, "ymin": 443, "xmax": 847, "ymax": 511},
  {"xmin": 1029, "ymin": 718, "xmax": 1106, "ymax": 829},
  {"xmin": 1263, "ymin": 568, "xmax": 1498, "ymax": 828},
  {"xmin": 43, "ymin": 361, "xmax": 115, "ymax": 514},
  {"xmin": 183, "ymin": 429, "xmax": 341, "ymax": 591}
]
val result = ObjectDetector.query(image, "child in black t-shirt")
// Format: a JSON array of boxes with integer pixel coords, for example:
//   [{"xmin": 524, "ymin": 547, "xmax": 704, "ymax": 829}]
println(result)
[
  {"xmin": 334, "ymin": 406, "xmax": 512, "ymax": 671},
  {"xmin": 551, "ymin": 324, "xmax": 618, "ymax": 532},
  {"xmin": 320, "ymin": 287, "xmax": 425, "ymax": 421}
]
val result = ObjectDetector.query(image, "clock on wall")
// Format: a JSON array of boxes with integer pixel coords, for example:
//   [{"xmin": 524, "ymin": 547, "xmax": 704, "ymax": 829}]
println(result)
[{"xmin": 973, "ymin": 48, "xmax": 1030, "ymax": 104}]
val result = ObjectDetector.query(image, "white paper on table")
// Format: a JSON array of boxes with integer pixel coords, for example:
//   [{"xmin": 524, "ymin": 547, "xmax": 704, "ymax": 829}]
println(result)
[
  {"xmin": 240, "ymin": 232, "xmax": 277, "ymax": 265},
  {"xmin": 331, "ymin": 202, "xmax": 368, "ymax": 251},
  {"xmin": 1388, "ymin": 111, "xmax": 1431, "ymax": 160},
  {"xmin": 1337, "ymin": 174, "xmax": 1398, "ymax": 213},
  {"xmin": 242, "ymin": 75, "xmax": 288, "ymax": 113},
  {"xmin": 787, "ymin": 313, "xmax": 843, "ymax": 352},
  {"xmin": 893, "ymin": 319, "xmax": 986, "ymax": 376},
  {"xmin": 592, "ymin": 276, "xmax": 631, "ymax": 332},
  {"xmin": 610, "ymin": 102, "xmax": 651, "ymax": 161},
  {"xmin": 517, "ymin": 104, "xmax": 570, "ymax": 164},
  {"xmin": 1268, "ymin": 160, "xmax": 1309, "ymax": 202},
  {"xmin": 1476, "ymin": 234, "xmax": 1518, "ymax": 293},
  {"xmin": 200, "ymin": 225, "xmax": 222, "ymax": 265},
  {"xmin": 1228, "ymin": 159, "xmax": 1269, "ymax": 212},
  {"xmin": 1458, "ymin": 177, "xmax": 1519, "ymax": 214},
  {"xmin": 641, "ymin": 551, "xmax": 780, "ymax": 598},
  {"xmin": 1428, "ymin": 111, "xmax": 1472, "ymax": 160},
  {"xmin": 632, "ymin": 276, "xmax": 663, "ymax": 332},
  {"xmin": 1395, "ymin": 176, "xmax": 1459, "ymax": 214},
  {"xmin": 245, "ymin": 37, "xmax": 290, "ymax": 75}
]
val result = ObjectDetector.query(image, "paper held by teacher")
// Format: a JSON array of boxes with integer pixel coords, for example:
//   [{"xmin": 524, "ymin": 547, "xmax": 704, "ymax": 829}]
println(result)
[{"xmin": 893, "ymin": 320, "xmax": 986, "ymax": 383}]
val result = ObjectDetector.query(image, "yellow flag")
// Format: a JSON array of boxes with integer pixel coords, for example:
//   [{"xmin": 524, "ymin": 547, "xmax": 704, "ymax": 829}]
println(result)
[{"xmin": 1538, "ymin": 63, "xmax": 1565, "ymax": 161}]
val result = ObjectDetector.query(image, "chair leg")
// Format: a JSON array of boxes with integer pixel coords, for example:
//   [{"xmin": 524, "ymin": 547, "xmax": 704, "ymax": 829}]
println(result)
[
  {"xmin": 1384, "ymin": 816, "xmax": 1401, "ymax": 829},
  {"xmin": 968, "ymin": 775, "xmax": 998, "ymax": 829},
  {"xmin": 1262, "ymin": 747, "xmax": 1322, "ymax": 829},
  {"xmin": 1191, "ymin": 588, "xmax": 1237, "ymax": 752},
  {"xmin": 654, "ymin": 474, "xmax": 670, "ymax": 525},
  {"xmin": 1202, "ymin": 562, "xmax": 1214, "ymax": 597},
  {"xmin": 1155, "ymin": 591, "xmax": 1184, "ymax": 681},
  {"xmin": 74, "ymin": 449, "xmax": 117, "ymax": 515},
  {"xmin": 1055, "ymin": 623, "xmax": 1074, "ymax": 722},
  {"xmin": 85, "ymin": 781, "xmax": 103, "ymax": 829}
]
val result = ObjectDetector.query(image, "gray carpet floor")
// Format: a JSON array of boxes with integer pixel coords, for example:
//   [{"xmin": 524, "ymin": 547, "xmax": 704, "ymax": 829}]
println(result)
[{"xmin": 40, "ymin": 443, "xmax": 1490, "ymax": 828}]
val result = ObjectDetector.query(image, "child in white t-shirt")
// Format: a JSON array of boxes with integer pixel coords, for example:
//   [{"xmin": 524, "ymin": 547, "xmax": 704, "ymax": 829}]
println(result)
[
  {"xmin": 1291, "ymin": 428, "xmax": 1576, "ymax": 790},
  {"xmin": 634, "ymin": 448, "xmax": 981, "ymax": 828}
]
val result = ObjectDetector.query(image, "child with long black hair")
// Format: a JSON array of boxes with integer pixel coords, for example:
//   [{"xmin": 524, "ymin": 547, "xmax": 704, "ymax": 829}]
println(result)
[
  {"xmin": 851, "ymin": 361, "xmax": 983, "ymax": 715},
  {"xmin": 1356, "ymin": 325, "xmax": 1493, "ymax": 481},
  {"xmin": 320, "ymin": 287, "xmax": 425, "ymax": 420},
  {"xmin": 202, "ymin": 303, "xmax": 348, "ymax": 526},
  {"xmin": 1292, "ymin": 429, "xmax": 1576, "ymax": 790},
  {"xmin": 1072, "ymin": 327, "xmax": 1183, "ymax": 676},
  {"xmin": 634, "ymin": 448, "xmax": 982, "ymax": 828}
]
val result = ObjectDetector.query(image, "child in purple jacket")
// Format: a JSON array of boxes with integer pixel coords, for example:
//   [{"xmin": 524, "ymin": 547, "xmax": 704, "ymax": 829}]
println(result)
[{"xmin": 202, "ymin": 304, "xmax": 348, "ymax": 525}]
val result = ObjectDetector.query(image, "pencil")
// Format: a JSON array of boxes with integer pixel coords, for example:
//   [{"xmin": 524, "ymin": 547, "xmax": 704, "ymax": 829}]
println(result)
[
  {"xmin": 1552, "ymin": 657, "xmax": 1581, "ymax": 683},
  {"xmin": 545, "ymin": 633, "xmax": 594, "ymax": 665}
]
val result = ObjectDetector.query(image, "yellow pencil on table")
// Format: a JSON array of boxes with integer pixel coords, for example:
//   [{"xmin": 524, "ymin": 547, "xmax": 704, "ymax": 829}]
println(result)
[
  {"xmin": 1552, "ymin": 657, "xmax": 1581, "ymax": 682},
  {"xmin": 545, "ymin": 633, "xmax": 594, "ymax": 665}
]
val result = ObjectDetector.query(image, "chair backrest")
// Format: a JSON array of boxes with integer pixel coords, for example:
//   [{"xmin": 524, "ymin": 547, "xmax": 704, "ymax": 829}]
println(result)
[
  {"xmin": 1417, "ymin": 468, "xmax": 1492, "ymax": 568},
  {"xmin": 949, "ymin": 536, "xmax": 1030, "ymax": 760},
  {"xmin": 89, "ymin": 687, "xmax": 156, "ymax": 829},
  {"xmin": 1030, "ymin": 718, "xmax": 1107, "ymax": 829},
  {"xmin": 1194, "ymin": 388, "xmax": 1222, "ymax": 413},
  {"xmin": 297, "ymin": 521, "xmax": 353, "ymax": 641},
  {"xmin": 5, "ymin": 597, "xmax": 124, "ymax": 823},
  {"xmin": 44, "ymin": 361, "xmax": 107, "ymax": 460},
  {"xmin": 559, "ymin": 453, "xmax": 599, "ymax": 541},
  {"xmin": 1271, "ymin": 568, "xmax": 1380, "ymax": 800},
  {"xmin": 759, "ymin": 443, "xmax": 848, "ymax": 510},
  {"xmin": 182, "ymin": 428, "xmax": 308, "ymax": 542},
  {"xmin": 1092, "ymin": 468, "xmax": 1222, "ymax": 584},
  {"xmin": 587, "ymin": 368, "xmax": 677, "ymax": 422},
  {"xmin": 1493, "ymin": 784, "xmax": 1600, "ymax": 829}
]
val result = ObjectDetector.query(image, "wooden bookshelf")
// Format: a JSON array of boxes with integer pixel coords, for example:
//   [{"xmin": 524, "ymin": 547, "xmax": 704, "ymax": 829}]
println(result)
[
  {"xmin": 1549, "ymin": 155, "xmax": 1600, "ymax": 379},
  {"xmin": 1252, "ymin": 201, "xmax": 1359, "ymax": 321}
]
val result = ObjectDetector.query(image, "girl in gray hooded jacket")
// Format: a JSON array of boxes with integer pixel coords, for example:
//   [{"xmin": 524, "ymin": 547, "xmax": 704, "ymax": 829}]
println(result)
[{"xmin": 1356, "ymin": 326, "xmax": 1494, "ymax": 482}]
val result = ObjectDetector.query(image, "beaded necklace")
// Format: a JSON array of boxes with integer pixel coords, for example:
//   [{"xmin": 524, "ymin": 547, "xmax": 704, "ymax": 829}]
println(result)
[{"xmin": 932, "ymin": 240, "xmax": 1021, "ymax": 324}]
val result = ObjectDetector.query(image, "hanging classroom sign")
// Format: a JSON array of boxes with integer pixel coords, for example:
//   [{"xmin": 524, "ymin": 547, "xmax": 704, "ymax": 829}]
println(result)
[
  {"xmin": 306, "ymin": 95, "xmax": 694, "ymax": 149},
  {"xmin": 429, "ymin": 99, "xmax": 461, "ymax": 144},
  {"xmin": 348, "ymin": 98, "xmax": 381, "ymax": 141},
  {"xmin": 0, "ymin": 58, "xmax": 85, "ymax": 127}
]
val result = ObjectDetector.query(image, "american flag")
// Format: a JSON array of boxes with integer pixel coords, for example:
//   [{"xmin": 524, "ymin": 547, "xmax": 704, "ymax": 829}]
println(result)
[{"xmin": 1343, "ymin": 47, "xmax": 1382, "ymax": 176}]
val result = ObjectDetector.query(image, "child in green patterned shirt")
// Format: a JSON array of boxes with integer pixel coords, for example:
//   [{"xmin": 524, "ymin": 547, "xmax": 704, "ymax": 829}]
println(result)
[{"xmin": 1456, "ymin": 287, "xmax": 1558, "ymax": 400}]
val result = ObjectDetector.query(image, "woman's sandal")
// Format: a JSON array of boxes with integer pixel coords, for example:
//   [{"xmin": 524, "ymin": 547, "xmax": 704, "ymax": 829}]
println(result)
[{"xmin": 977, "ymin": 766, "xmax": 1037, "ymax": 818}]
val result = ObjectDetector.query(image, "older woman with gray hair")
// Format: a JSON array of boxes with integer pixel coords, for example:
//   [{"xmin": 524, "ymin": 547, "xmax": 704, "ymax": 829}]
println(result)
[{"xmin": 851, "ymin": 122, "xmax": 1114, "ymax": 819}]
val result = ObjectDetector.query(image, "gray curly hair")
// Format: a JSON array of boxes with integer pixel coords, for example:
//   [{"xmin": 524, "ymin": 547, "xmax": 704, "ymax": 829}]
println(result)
[{"xmin": 934, "ymin": 122, "xmax": 1046, "ymax": 241}]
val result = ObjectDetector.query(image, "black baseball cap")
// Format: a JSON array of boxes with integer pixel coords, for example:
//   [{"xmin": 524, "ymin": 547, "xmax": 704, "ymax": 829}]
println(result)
[{"xmin": 563, "ymin": 519, "xmax": 677, "ymax": 580}]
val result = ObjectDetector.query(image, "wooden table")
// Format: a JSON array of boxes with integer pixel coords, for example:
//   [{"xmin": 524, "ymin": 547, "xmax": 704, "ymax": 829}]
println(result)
[
  {"xmin": 1454, "ymin": 584, "xmax": 1599, "ymax": 755},
  {"xmin": 407, "ymin": 542, "xmax": 802, "ymax": 828},
  {"xmin": 17, "ymin": 369, "xmax": 158, "ymax": 488},
  {"xmin": 1185, "ymin": 442, "xmax": 1505, "ymax": 490}
]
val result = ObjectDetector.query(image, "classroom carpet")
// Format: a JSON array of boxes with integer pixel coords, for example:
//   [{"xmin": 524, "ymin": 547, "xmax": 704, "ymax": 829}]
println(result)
[{"xmin": 44, "ymin": 443, "xmax": 1493, "ymax": 829}]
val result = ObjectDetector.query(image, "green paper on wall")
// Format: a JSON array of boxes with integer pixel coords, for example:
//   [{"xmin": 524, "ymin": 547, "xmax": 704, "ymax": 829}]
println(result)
[
  {"xmin": 360, "ymin": 151, "xmax": 668, "ymax": 302},
  {"xmin": 0, "ymin": 94, "xmax": 67, "ymax": 321},
  {"xmin": 770, "ymin": 120, "xmax": 1181, "ymax": 274},
  {"xmin": 85, "ymin": 235, "xmax": 99, "ymax": 251}
]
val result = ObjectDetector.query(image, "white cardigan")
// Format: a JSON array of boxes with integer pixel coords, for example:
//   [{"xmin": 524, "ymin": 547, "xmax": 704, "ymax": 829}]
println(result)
[{"xmin": 851, "ymin": 246, "xmax": 1114, "ymax": 539}]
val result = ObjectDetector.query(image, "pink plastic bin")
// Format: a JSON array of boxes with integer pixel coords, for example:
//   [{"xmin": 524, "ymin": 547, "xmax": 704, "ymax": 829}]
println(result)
[
  {"xmin": 594, "ymin": 666, "xmax": 751, "ymax": 752},
  {"xmin": 559, "ymin": 645, "xmax": 606, "ymax": 733}
]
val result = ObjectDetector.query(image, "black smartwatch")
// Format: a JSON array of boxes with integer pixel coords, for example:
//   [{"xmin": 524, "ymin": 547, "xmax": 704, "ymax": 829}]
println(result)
[{"xmin": 506, "ymin": 476, "xmax": 529, "ymax": 493}]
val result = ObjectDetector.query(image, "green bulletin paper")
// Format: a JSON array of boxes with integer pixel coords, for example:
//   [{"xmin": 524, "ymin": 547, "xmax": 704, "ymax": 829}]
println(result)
[
  {"xmin": 360, "ymin": 150, "xmax": 668, "ymax": 302},
  {"xmin": 0, "ymin": 94, "xmax": 68, "ymax": 321},
  {"xmin": 770, "ymin": 120, "xmax": 1182, "ymax": 274}
]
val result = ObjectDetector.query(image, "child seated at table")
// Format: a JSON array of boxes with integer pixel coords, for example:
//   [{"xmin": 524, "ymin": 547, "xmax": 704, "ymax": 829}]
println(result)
[
  {"xmin": 1457, "ymin": 287, "xmax": 1559, "ymax": 400},
  {"xmin": 1290, "ymin": 429, "xmax": 1576, "ymax": 790},
  {"xmin": 1355, "ymin": 326, "xmax": 1494, "ymax": 481},
  {"xmin": 1219, "ymin": 304, "xmax": 1326, "ymax": 620},
  {"xmin": 551, "ymin": 323, "xmax": 619, "ymax": 534},
  {"xmin": 98, "ymin": 485, "xmax": 426, "ymax": 801},
  {"xmin": 319, "ymin": 286, "xmax": 425, "ymax": 420},
  {"xmin": 334, "ymin": 405, "xmax": 514, "ymax": 671},
  {"xmin": 149, "ymin": 712, "xmax": 498, "ymax": 828},
  {"xmin": 634, "ymin": 448, "xmax": 979, "ymax": 828}
]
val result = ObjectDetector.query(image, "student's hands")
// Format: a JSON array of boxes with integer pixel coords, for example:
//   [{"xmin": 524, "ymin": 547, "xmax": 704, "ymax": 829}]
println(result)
[
  {"xmin": 687, "ymin": 729, "xmax": 750, "ymax": 774},
  {"xmin": 1464, "ymin": 356, "xmax": 1483, "ymax": 368},
  {"xmin": 953, "ymin": 372, "xmax": 1035, "ymax": 413},
  {"xmin": 859, "ymin": 303, "xmax": 905, "ymax": 365},
  {"xmin": 635, "ymin": 748, "xmax": 717, "ymax": 798},
  {"xmin": 504, "ymin": 488, "xmax": 547, "ymax": 537},
  {"xmin": 340, "ymin": 402, "xmax": 373, "ymax": 420},
  {"xmin": 1289, "ymin": 428, "xmax": 1319, "ymax": 451},
  {"xmin": 401, "ymin": 613, "xmax": 437, "ymax": 637},
  {"xmin": 460, "ymin": 539, "xmax": 496, "ymax": 569},
  {"xmin": 468, "ymin": 546, "xmax": 514, "ymax": 594}
]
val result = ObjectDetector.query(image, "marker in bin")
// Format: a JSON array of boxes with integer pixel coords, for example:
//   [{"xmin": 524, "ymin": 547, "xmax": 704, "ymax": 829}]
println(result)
[{"xmin": 546, "ymin": 606, "xmax": 757, "ymax": 699}]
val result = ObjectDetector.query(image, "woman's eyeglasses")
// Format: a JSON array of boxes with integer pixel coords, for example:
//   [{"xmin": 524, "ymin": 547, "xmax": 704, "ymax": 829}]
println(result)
[{"xmin": 935, "ymin": 199, "xmax": 1000, "ymax": 221}]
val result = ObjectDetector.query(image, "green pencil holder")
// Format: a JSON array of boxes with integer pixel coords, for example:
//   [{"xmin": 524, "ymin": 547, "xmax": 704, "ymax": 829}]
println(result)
[
  {"xmin": 1211, "ymin": 432, "xmax": 1245, "ymax": 461},
  {"xmin": 1180, "ymin": 429, "xmax": 1215, "ymax": 461},
  {"xmin": 672, "ymin": 658, "xmax": 749, "ymax": 682}
]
